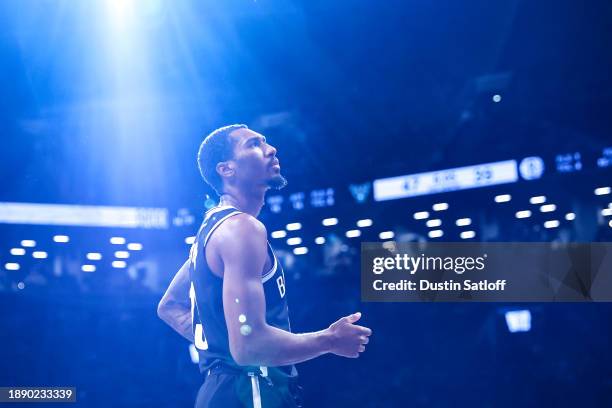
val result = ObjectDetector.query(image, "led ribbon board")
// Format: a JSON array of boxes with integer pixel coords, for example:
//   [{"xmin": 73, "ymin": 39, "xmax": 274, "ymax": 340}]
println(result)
[
  {"xmin": 0, "ymin": 202, "xmax": 168, "ymax": 229},
  {"xmin": 373, "ymin": 160, "xmax": 519, "ymax": 201}
]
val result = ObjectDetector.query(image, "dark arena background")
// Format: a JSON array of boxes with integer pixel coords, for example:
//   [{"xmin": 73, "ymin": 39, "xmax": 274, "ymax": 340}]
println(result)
[{"xmin": 1, "ymin": 0, "xmax": 612, "ymax": 407}]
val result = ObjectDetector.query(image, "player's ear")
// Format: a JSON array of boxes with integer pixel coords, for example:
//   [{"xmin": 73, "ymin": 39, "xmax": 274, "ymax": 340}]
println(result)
[{"xmin": 216, "ymin": 161, "xmax": 235, "ymax": 178}]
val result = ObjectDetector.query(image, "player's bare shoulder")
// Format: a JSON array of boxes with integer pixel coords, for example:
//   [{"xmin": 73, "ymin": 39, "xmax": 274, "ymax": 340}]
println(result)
[{"xmin": 215, "ymin": 212, "xmax": 267, "ymax": 243}]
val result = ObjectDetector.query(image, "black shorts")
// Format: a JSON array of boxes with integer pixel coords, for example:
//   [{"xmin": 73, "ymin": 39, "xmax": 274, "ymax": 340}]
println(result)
[{"xmin": 195, "ymin": 366, "xmax": 303, "ymax": 408}]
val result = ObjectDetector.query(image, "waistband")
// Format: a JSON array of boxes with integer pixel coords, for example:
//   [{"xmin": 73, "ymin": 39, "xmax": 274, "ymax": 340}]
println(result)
[{"xmin": 205, "ymin": 362, "xmax": 299, "ymax": 382}]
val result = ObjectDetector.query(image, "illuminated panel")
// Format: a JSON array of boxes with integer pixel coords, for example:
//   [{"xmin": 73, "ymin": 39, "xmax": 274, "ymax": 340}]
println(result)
[
  {"xmin": 373, "ymin": 160, "xmax": 518, "ymax": 202},
  {"xmin": 0, "ymin": 202, "xmax": 168, "ymax": 229}
]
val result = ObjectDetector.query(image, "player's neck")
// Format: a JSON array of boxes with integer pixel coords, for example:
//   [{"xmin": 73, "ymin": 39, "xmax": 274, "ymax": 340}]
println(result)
[{"xmin": 219, "ymin": 189, "xmax": 265, "ymax": 217}]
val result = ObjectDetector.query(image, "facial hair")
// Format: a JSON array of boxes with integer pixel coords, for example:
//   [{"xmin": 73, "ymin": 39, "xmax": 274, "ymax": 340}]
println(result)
[{"xmin": 267, "ymin": 174, "xmax": 288, "ymax": 190}]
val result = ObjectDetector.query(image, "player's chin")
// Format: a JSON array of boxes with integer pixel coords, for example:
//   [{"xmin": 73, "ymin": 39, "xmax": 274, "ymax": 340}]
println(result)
[{"xmin": 267, "ymin": 174, "xmax": 288, "ymax": 190}]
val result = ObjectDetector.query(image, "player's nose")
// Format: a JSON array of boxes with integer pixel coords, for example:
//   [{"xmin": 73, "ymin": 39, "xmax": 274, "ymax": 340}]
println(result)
[{"xmin": 266, "ymin": 143, "xmax": 277, "ymax": 157}]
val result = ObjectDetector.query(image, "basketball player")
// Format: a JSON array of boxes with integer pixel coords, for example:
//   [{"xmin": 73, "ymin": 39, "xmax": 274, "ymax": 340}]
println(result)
[{"xmin": 158, "ymin": 124, "xmax": 372, "ymax": 407}]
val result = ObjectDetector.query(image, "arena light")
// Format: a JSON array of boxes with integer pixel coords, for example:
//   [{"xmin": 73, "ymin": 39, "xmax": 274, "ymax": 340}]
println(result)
[
  {"xmin": 432, "ymin": 203, "xmax": 448, "ymax": 211},
  {"xmin": 460, "ymin": 230, "xmax": 476, "ymax": 239},
  {"xmin": 293, "ymin": 247, "xmax": 308, "ymax": 255},
  {"xmin": 315, "ymin": 237, "xmax": 326, "ymax": 245},
  {"xmin": 286, "ymin": 237, "xmax": 302, "ymax": 246},
  {"xmin": 529, "ymin": 196, "xmax": 546, "ymax": 204},
  {"xmin": 184, "ymin": 236, "xmax": 195, "ymax": 245},
  {"xmin": 594, "ymin": 187, "xmax": 611, "ymax": 196},
  {"xmin": 455, "ymin": 218, "xmax": 472, "ymax": 227},
  {"xmin": 602, "ymin": 208, "xmax": 612, "ymax": 217},
  {"xmin": 53, "ymin": 235, "xmax": 70, "ymax": 243},
  {"xmin": 413, "ymin": 211, "xmax": 429, "ymax": 220},
  {"xmin": 0, "ymin": 202, "xmax": 168, "ymax": 229},
  {"xmin": 426, "ymin": 219, "xmax": 442, "ymax": 228},
  {"xmin": 110, "ymin": 237, "xmax": 126, "ymax": 245},
  {"xmin": 127, "ymin": 243, "xmax": 143, "ymax": 251},
  {"xmin": 10, "ymin": 248, "xmax": 25, "ymax": 256},
  {"xmin": 428, "ymin": 230, "xmax": 444, "ymax": 239},
  {"xmin": 32, "ymin": 251, "xmax": 48, "ymax": 259},
  {"xmin": 565, "ymin": 212, "xmax": 576, "ymax": 221},
  {"xmin": 494, "ymin": 194, "xmax": 511, "ymax": 203},
  {"xmin": 322, "ymin": 218, "xmax": 338, "ymax": 226},
  {"xmin": 356, "ymin": 219, "xmax": 373, "ymax": 228},
  {"xmin": 81, "ymin": 265, "xmax": 96, "ymax": 273},
  {"xmin": 505, "ymin": 310, "xmax": 531, "ymax": 333},
  {"xmin": 87, "ymin": 253, "xmax": 103, "ymax": 261},
  {"xmin": 115, "ymin": 251, "xmax": 130, "ymax": 259},
  {"xmin": 379, "ymin": 231, "xmax": 394, "ymax": 240},
  {"xmin": 271, "ymin": 230, "xmax": 287, "ymax": 239},
  {"xmin": 112, "ymin": 260, "xmax": 127, "ymax": 268},
  {"xmin": 286, "ymin": 222, "xmax": 302, "ymax": 231},
  {"xmin": 540, "ymin": 204, "xmax": 556, "ymax": 213},
  {"xmin": 544, "ymin": 220, "xmax": 560, "ymax": 229},
  {"xmin": 345, "ymin": 230, "xmax": 361, "ymax": 238},
  {"xmin": 5, "ymin": 263, "xmax": 20, "ymax": 271},
  {"xmin": 515, "ymin": 210, "xmax": 532, "ymax": 219},
  {"xmin": 21, "ymin": 240, "xmax": 36, "ymax": 248}
]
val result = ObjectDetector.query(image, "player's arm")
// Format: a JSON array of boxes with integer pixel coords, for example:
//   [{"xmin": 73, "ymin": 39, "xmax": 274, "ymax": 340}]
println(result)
[
  {"xmin": 157, "ymin": 259, "xmax": 194, "ymax": 343},
  {"xmin": 218, "ymin": 214, "xmax": 372, "ymax": 367}
]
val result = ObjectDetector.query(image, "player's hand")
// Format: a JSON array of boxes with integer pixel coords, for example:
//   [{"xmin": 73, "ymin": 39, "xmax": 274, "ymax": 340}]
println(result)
[{"xmin": 326, "ymin": 312, "xmax": 372, "ymax": 358}]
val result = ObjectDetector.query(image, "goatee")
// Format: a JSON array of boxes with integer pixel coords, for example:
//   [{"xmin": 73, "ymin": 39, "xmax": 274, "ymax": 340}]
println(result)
[{"xmin": 267, "ymin": 174, "xmax": 288, "ymax": 190}]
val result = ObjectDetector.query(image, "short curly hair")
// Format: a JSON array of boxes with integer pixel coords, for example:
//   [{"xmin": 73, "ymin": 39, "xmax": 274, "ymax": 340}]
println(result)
[{"xmin": 197, "ymin": 124, "xmax": 248, "ymax": 196}]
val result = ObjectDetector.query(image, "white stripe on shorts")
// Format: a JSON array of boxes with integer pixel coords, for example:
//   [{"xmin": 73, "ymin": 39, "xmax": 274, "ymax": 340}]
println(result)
[{"xmin": 249, "ymin": 373, "xmax": 262, "ymax": 408}]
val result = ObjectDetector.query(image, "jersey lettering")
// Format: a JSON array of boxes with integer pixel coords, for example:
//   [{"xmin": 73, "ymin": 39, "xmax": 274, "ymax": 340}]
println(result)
[
  {"xmin": 190, "ymin": 282, "xmax": 208, "ymax": 350},
  {"xmin": 276, "ymin": 275, "xmax": 286, "ymax": 298}
]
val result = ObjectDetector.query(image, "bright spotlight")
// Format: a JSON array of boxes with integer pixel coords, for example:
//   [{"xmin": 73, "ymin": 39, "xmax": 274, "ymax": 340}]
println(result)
[
  {"xmin": 455, "ymin": 218, "xmax": 472, "ymax": 227},
  {"xmin": 293, "ymin": 247, "xmax": 308, "ymax": 255},
  {"xmin": 460, "ymin": 231, "xmax": 476, "ymax": 239},
  {"xmin": 345, "ymin": 230, "xmax": 361, "ymax": 238},
  {"xmin": 432, "ymin": 203, "xmax": 449, "ymax": 211},
  {"xmin": 515, "ymin": 210, "xmax": 532, "ymax": 219},
  {"xmin": 413, "ymin": 211, "xmax": 429, "ymax": 220},
  {"xmin": 87, "ymin": 253, "xmax": 103, "ymax": 261},
  {"xmin": 115, "ymin": 251, "xmax": 130, "ymax": 259},
  {"xmin": 494, "ymin": 194, "xmax": 511, "ymax": 203},
  {"xmin": 271, "ymin": 230, "xmax": 287, "ymax": 239},
  {"xmin": 505, "ymin": 310, "xmax": 531, "ymax": 333},
  {"xmin": 379, "ymin": 231, "xmax": 394, "ymax": 240},
  {"xmin": 356, "ymin": 219, "xmax": 373, "ymax": 228},
  {"xmin": 32, "ymin": 251, "xmax": 48, "ymax": 259},
  {"xmin": 322, "ymin": 218, "xmax": 338, "ymax": 226},
  {"xmin": 428, "ymin": 230, "xmax": 444, "ymax": 239},
  {"xmin": 529, "ymin": 196, "xmax": 546, "ymax": 205},
  {"xmin": 127, "ymin": 243, "xmax": 143, "ymax": 251},
  {"xmin": 286, "ymin": 237, "xmax": 302, "ymax": 246},
  {"xmin": 286, "ymin": 223, "xmax": 302, "ymax": 231}
]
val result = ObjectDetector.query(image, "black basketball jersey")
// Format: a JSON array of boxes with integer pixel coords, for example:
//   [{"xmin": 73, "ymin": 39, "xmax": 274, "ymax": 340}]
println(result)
[{"xmin": 188, "ymin": 205, "xmax": 297, "ymax": 378}]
